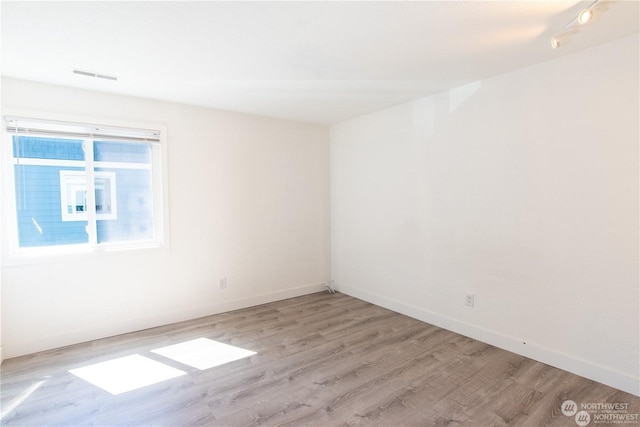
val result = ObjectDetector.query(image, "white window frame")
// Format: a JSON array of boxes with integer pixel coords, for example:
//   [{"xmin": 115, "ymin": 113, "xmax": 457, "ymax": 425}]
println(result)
[{"xmin": 1, "ymin": 112, "xmax": 170, "ymax": 265}]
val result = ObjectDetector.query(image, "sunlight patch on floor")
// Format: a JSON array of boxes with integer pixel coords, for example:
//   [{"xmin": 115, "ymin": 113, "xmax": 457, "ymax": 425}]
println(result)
[
  {"xmin": 152, "ymin": 337, "xmax": 256, "ymax": 370},
  {"xmin": 69, "ymin": 354, "xmax": 186, "ymax": 395},
  {"xmin": 0, "ymin": 379, "xmax": 47, "ymax": 420}
]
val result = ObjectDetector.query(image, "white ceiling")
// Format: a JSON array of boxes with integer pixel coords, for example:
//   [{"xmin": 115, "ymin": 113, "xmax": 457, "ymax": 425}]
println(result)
[{"xmin": 1, "ymin": 1, "xmax": 638, "ymax": 125}]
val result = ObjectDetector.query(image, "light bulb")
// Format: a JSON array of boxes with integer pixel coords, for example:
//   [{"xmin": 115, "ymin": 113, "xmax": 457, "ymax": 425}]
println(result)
[
  {"xmin": 551, "ymin": 36, "xmax": 560, "ymax": 49},
  {"xmin": 578, "ymin": 9, "xmax": 593, "ymax": 24}
]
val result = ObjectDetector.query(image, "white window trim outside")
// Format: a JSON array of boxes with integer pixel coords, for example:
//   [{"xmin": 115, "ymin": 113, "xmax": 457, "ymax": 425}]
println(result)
[
  {"xmin": 60, "ymin": 169, "xmax": 118, "ymax": 222},
  {"xmin": 1, "ymin": 110, "xmax": 170, "ymax": 265}
]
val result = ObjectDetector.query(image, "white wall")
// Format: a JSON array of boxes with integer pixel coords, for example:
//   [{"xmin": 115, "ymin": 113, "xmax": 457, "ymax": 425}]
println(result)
[
  {"xmin": 0, "ymin": 74, "xmax": 3, "ymax": 364},
  {"xmin": 331, "ymin": 34, "xmax": 639, "ymax": 396},
  {"xmin": 1, "ymin": 78, "xmax": 330, "ymax": 357}
]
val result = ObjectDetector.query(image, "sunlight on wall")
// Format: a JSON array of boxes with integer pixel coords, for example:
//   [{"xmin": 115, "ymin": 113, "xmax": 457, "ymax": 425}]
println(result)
[
  {"xmin": 448, "ymin": 81, "xmax": 482, "ymax": 114},
  {"xmin": 411, "ymin": 81, "xmax": 483, "ymax": 139}
]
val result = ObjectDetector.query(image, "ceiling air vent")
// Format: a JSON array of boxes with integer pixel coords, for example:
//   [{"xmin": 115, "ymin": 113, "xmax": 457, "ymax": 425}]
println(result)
[{"xmin": 73, "ymin": 68, "xmax": 118, "ymax": 81}]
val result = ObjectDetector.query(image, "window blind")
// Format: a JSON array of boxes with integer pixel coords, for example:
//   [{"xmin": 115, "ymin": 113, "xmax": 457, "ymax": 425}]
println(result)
[{"xmin": 5, "ymin": 116, "xmax": 161, "ymax": 143}]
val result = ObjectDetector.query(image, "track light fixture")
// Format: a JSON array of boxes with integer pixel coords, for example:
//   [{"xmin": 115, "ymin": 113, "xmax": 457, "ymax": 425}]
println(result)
[
  {"xmin": 551, "ymin": 0, "xmax": 599, "ymax": 49},
  {"xmin": 578, "ymin": 8, "xmax": 593, "ymax": 25},
  {"xmin": 550, "ymin": 32, "xmax": 573, "ymax": 49}
]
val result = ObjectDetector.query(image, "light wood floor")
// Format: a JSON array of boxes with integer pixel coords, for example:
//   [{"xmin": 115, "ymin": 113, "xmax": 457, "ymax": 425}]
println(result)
[{"xmin": 1, "ymin": 292, "xmax": 638, "ymax": 426}]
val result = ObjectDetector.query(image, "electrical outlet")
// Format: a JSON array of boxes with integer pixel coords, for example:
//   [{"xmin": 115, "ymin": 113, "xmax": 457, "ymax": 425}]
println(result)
[
  {"xmin": 218, "ymin": 277, "xmax": 227, "ymax": 290},
  {"xmin": 465, "ymin": 292, "xmax": 475, "ymax": 307}
]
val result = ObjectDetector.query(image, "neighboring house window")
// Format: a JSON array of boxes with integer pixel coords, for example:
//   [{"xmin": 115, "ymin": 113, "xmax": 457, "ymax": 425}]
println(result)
[
  {"xmin": 60, "ymin": 170, "xmax": 117, "ymax": 222},
  {"xmin": 4, "ymin": 116, "xmax": 165, "ymax": 254}
]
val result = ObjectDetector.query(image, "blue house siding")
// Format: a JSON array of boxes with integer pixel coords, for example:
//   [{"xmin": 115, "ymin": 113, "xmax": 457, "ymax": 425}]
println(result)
[
  {"xmin": 14, "ymin": 136, "xmax": 84, "ymax": 160},
  {"xmin": 95, "ymin": 141, "xmax": 151, "ymax": 163},
  {"xmin": 15, "ymin": 165, "xmax": 88, "ymax": 247}
]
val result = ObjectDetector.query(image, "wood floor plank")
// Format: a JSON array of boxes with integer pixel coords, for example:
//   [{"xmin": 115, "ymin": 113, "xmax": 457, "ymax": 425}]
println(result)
[{"xmin": 1, "ymin": 292, "xmax": 638, "ymax": 426}]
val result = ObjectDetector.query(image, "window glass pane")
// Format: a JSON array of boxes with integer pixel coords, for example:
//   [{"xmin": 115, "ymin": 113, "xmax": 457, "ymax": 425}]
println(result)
[
  {"xmin": 94, "ymin": 141, "xmax": 154, "ymax": 243},
  {"xmin": 13, "ymin": 136, "xmax": 88, "ymax": 247},
  {"xmin": 94, "ymin": 141, "xmax": 151, "ymax": 163}
]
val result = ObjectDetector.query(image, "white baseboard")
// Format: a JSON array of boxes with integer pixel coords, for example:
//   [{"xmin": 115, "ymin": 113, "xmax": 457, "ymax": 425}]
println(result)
[
  {"xmin": 4, "ymin": 282, "xmax": 326, "ymax": 359},
  {"xmin": 337, "ymin": 283, "xmax": 640, "ymax": 397}
]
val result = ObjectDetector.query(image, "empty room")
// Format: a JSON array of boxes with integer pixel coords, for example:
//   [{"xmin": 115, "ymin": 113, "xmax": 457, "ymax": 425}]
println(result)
[{"xmin": 0, "ymin": 1, "xmax": 639, "ymax": 426}]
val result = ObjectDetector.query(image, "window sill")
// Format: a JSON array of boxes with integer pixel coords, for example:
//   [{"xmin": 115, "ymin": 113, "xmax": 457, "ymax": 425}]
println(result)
[{"xmin": 2, "ymin": 240, "xmax": 167, "ymax": 267}]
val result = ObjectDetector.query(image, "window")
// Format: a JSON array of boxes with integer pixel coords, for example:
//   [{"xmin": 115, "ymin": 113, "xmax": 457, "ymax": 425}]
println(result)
[{"xmin": 4, "ymin": 116, "xmax": 166, "ymax": 255}]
